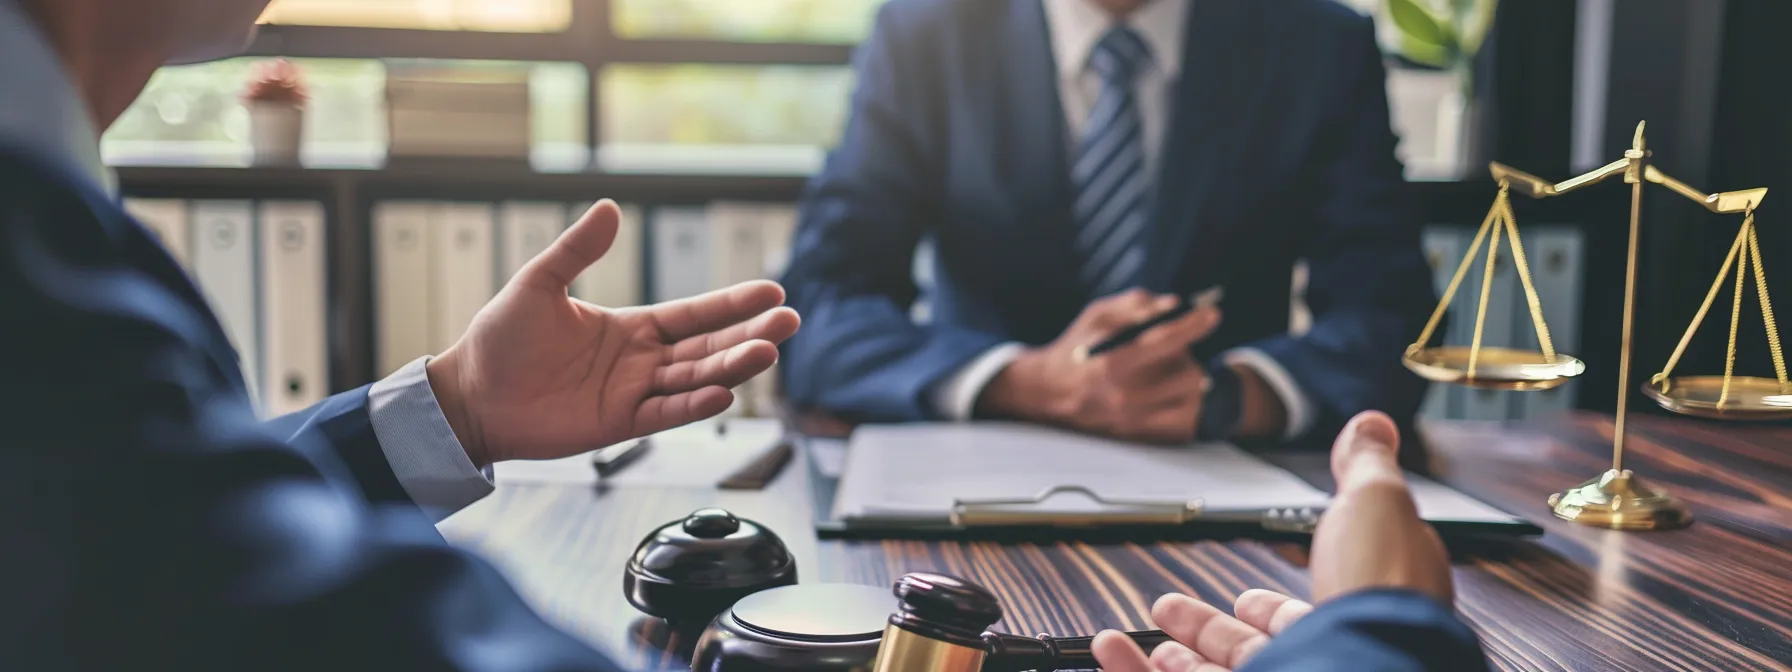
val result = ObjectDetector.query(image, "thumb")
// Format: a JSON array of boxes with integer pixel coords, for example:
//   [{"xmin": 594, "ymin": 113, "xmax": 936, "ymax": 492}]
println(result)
[
  {"xmin": 1330, "ymin": 410, "xmax": 1406, "ymax": 494},
  {"xmin": 517, "ymin": 200, "xmax": 621, "ymax": 291}
]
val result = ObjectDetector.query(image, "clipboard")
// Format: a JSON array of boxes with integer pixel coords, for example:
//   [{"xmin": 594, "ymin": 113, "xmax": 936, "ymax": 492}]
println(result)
[{"xmin": 803, "ymin": 437, "xmax": 1544, "ymax": 542}]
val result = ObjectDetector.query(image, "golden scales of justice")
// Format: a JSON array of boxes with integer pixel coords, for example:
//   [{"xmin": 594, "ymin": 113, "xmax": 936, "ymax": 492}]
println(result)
[{"xmin": 1404, "ymin": 121, "xmax": 1788, "ymax": 531}]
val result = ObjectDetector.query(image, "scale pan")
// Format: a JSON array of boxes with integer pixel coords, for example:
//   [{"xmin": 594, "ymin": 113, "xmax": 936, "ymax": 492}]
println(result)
[
  {"xmin": 1642, "ymin": 376, "xmax": 1792, "ymax": 420},
  {"xmin": 1402, "ymin": 346, "xmax": 1585, "ymax": 390}
]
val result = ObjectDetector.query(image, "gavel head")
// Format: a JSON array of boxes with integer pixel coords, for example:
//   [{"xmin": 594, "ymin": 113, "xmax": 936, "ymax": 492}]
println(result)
[{"xmin": 872, "ymin": 573, "xmax": 1004, "ymax": 672}]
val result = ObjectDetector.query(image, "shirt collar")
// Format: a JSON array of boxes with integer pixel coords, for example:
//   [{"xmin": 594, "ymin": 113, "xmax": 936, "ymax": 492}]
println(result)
[
  {"xmin": 1043, "ymin": 0, "xmax": 1189, "ymax": 82},
  {"xmin": 0, "ymin": 0, "xmax": 117, "ymax": 196}
]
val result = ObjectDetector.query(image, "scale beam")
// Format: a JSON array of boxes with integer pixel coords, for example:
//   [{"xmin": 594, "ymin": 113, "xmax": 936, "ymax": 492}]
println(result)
[
  {"xmin": 1643, "ymin": 166, "xmax": 1768, "ymax": 213},
  {"xmin": 1490, "ymin": 160, "xmax": 1628, "ymax": 199}
]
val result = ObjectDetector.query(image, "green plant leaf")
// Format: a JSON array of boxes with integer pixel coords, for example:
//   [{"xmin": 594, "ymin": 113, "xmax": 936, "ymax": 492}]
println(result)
[
  {"xmin": 1398, "ymin": 33, "xmax": 1455, "ymax": 69},
  {"xmin": 1458, "ymin": 0, "xmax": 1498, "ymax": 56},
  {"xmin": 1387, "ymin": 0, "xmax": 1453, "ymax": 50}
]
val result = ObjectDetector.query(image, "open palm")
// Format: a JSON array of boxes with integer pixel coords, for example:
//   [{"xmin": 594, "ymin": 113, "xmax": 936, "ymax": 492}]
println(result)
[{"xmin": 428, "ymin": 200, "xmax": 801, "ymax": 465}]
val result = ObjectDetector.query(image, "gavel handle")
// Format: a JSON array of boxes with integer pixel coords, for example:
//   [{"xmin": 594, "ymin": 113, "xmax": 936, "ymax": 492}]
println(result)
[{"xmin": 981, "ymin": 630, "xmax": 1172, "ymax": 671}]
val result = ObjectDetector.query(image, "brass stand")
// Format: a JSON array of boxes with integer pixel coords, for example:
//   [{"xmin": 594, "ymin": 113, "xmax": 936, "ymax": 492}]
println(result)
[{"xmin": 1407, "ymin": 122, "xmax": 1778, "ymax": 531}]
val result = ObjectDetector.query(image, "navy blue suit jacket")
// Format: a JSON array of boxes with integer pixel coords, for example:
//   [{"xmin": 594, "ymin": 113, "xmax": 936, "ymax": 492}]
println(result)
[
  {"xmin": 780, "ymin": 0, "xmax": 1437, "ymax": 444},
  {"xmin": 0, "ymin": 145, "xmax": 617, "ymax": 670}
]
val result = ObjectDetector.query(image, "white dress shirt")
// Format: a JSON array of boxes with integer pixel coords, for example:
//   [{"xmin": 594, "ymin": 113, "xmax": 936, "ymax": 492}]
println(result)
[
  {"xmin": 927, "ymin": 0, "xmax": 1314, "ymax": 439},
  {"xmin": 0, "ymin": 0, "xmax": 492, "ymax": 519}
]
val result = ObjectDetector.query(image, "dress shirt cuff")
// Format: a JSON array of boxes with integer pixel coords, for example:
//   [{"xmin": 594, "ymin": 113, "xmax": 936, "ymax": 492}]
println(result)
[
  {"xmin": 368, "ymin": 356, "xmax": 495, "ymax": 520},
  {"xmin": 1223, "ymin": 347, "xmax": 1314, "ymax": 440},
  {"xmin": 929, "ymin": 343, "xmax": 1028, "ymax": 421}
]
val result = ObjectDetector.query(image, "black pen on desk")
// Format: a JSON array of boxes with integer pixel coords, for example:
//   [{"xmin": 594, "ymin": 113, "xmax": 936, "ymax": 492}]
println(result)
[
  {"xmin": 591, "ymin": 437, "xmax": 653, "ymax": 478},
  {"xmin": 1074, "ymin": 286, "xmax": 1224, "ymax": 361}
]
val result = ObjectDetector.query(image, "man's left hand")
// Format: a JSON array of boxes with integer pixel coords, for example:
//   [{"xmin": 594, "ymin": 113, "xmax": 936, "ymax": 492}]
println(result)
[{"xmin": 426, "ymin": 200, "xmax": 801, "ymax": 466}]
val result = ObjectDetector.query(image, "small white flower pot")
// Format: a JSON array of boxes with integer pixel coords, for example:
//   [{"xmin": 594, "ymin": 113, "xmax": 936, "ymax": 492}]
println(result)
[{"xmin": 249, "ymin": 102, "xmax": 304, "ymax": 167}]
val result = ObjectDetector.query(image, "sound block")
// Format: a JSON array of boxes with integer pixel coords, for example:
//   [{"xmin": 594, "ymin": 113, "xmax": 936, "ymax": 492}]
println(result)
[{"xmin": 690, "ymin": 583, "xmax": 891, "ymax": 671}]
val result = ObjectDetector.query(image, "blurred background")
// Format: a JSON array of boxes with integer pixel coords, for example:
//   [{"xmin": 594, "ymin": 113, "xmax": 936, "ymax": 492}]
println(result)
[{"xmin": 114, "ymin": 0, "xmax": 1792, "ymax": 426}]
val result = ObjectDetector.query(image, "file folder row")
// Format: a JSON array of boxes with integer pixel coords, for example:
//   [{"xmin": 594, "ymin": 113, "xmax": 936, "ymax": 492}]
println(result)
[{"xmin": 123, "ymin": 198, "xmax": 330, "ymax": 418}]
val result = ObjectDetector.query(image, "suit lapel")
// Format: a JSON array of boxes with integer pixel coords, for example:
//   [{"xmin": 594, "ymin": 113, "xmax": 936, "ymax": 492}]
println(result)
[
  {"xmin": 990, "ymin": 0, "xmax": 1082, "ymax": 301},
  {"xmin": 1146, "ymin": 0, "xmax": 1270, "ymax": 290}
]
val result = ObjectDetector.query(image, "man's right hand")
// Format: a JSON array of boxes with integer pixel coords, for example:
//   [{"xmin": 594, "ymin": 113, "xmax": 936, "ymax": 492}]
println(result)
[
  {"xmin": 1090, "ymin": 411, "xmax": 1455, "ymax": 672},
  {"xmin": 976, "ymin": 289, "xmax": 1220, "ymax": 443}
]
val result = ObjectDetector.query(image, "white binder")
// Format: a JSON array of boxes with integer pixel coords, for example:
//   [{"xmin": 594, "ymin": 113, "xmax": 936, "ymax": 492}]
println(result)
[
  {"xmin": 258, "ymin": 201, "xmax": 328, "ymax": 415},
  {"xmin": 123, "ymin": 198, "xmax": 192, "ymax": 268},
  {"xmin": 651, "ymin": 206, "xmax": 712, "ymax": 302},
  {"xmin": 571, "ymin": 202, "xmax": 644, "ymax": 308},
  {"xmin": 707, "ymin": 202, "xmax": 769, "ymax": 289},
  {"xmin": 1517, "ymin": 226, "xmax": 1584, "ymax": 418},
  {"xmin": 373, "ymin": 202, "xmax": 433, "ymax": 377},
  {"xmin": 758, "ymin": 204, "xmax": 798, "ymax": 280},
  {"xmin": 189, "ymin": 200, "xmax": 261, "ymax": 407},
  {"xmin": 1418, "ymin": 226, "xmax": 1466, "ymax": 419},
  {"xmin": 430, "ymin": 202, "xmax": 497, "ymax": 353},
  {"xmin": 498, "ymin": 202, "xmax": 566, "ymax": 283}
]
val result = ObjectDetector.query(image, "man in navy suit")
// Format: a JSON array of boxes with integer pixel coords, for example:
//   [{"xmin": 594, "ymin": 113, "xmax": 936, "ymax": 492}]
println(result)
[
  {"xmin": 0, "ymin": 0, "xmax": 1482, "ymax": 669},
  {"xmin": 781, "ymin": 0, "xmax": 1437, "ymax": 448}
]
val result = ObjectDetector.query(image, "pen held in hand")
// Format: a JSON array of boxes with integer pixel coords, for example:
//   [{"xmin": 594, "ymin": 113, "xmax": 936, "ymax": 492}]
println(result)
[{"xmin": 1072, "ymin": 286, "xmax": 1223, "ymax": 362}]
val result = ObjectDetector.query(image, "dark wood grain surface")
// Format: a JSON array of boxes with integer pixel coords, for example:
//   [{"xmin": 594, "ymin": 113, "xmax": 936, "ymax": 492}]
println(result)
[{"xmin": 437, "ymin": 412, "xmax": 1792, "ymax": 671}]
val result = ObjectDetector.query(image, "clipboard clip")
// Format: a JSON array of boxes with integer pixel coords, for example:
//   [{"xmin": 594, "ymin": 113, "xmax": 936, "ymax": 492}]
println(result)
[{"xmin": 949, "ymin": 485, "xmax": 1204, "ymax": 527}]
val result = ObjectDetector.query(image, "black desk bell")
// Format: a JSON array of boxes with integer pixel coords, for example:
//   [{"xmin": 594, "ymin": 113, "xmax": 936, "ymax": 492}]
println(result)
[{"xmin": 629, "ymin": 510, "xmax": 1167, "ymax": 671}]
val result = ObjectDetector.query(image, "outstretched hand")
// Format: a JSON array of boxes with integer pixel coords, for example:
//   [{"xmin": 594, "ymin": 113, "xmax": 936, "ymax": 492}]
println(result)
[
  {"xmin": 426, "ymin": 200, "xmax": 801, "ymax": 466},
  {"xmin": 1090, "ymin": 411, "xmax": 1453, "ymax": 671}
]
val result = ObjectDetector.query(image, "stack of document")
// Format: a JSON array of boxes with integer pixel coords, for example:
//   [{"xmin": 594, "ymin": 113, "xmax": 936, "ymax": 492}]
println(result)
[{"xmin": 830, "ymin": 423, "xmax": 1524, "ymax": 527}]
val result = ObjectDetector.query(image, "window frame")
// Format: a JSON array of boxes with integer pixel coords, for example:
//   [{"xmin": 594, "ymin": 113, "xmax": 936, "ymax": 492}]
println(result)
[{"xmin": 245, "ymin": 0, "xmax": 858, "ymax": 158}]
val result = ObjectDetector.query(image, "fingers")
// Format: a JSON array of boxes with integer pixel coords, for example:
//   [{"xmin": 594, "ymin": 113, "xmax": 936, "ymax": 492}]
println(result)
[
  {"xmin": 1233, "ymin": 589, "xmax": 1312, "ymax": 636},
  {"xmin": 667, "ymin": 306, "xmax": 800, "ymax": 363},
  {"xmin": 648, "ymin": 280, "xmax": 788, "ymax": 343},
  {"xmin": 1149, "ymin": 641, "xmax": 1230, "ymax": 672},
  {"xmin": 651, "ymin": 340, "xmax": 780, "ymax": 395},
  {"xmin": 1329, "ymin": 410, "xmax": 1407, "ymax": 494},
  {"xmin": 1151, "ymin": 593, "xmax": 1270, "ymax": 671},
  {"xmin": 632, "ymin": 386, "xmax": 735, "ymax": 437},
  {"xmin": 1129, "ymin": 306, "xmax": 1222, "ymax": 359},
  {"xmin": 1090, "ymin": 631, "xmax": 1153, "ymax": 672},
  {"xmin": 516, "ymin": 200, "xmax": 620, "ymax": 291},
  {"xmin": 1077, "ymin": 289, "xmax": 1174, "ymax": 334}
]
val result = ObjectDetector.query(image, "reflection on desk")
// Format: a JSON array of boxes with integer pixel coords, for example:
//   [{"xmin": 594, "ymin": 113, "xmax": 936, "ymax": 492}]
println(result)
[{"xmin": 438, "ymin": 412, "xmax": 1792, "ymax": 672}]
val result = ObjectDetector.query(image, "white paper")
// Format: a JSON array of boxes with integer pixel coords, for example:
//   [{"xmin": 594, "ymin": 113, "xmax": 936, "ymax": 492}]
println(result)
[
  {"xmin": 1406, "ymin": 476, "xmax": 1524, "ymax": 524},
  {"xmin": 832, "ymin": 423, "xmax": 1332, "ymax": 520},
  {"xmin": 831, "ymin": 423, "xmax": 1525, "ymax": 526}
]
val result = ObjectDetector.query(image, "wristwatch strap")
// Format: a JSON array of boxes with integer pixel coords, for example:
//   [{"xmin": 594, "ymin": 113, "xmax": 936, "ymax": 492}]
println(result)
[{"xmin": 1197, "ymin": 360, "xmax": 1243, "ymax": 442}]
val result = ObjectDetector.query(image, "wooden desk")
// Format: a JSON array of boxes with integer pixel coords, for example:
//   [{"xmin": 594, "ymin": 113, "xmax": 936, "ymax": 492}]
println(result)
[{"xmin": 438, "ymin": 413, "xmax": 1792, "ymax": 672}]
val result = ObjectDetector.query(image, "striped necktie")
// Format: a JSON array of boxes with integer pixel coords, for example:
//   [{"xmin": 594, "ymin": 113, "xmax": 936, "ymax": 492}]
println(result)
[{"xmin": 1072, "ymin": 26, "xmax": 1153, "ymax": 299}]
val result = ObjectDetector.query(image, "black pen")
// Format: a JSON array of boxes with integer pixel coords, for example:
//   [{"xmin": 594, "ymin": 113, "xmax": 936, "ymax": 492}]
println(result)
[
  {"xmin": 591, "ymin": 437, "xmax": 653, "ymax": 478},
  {"xmin": 1073, "ymin": 286, "xmax": 1224, "ymax": 361}
]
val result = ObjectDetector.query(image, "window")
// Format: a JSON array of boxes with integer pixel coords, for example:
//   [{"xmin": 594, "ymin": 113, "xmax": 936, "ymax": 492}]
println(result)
[
  {"xmin": 258, "ymin": 0, "xmax": 572, "ymax": 33},
  {"xmin": 611, "ymin": 0, "xmax": 883, "ymax": 44},
  {"xmin": 598, "ymin": 65, "xmax": 852, "ymax": 174},
  {"xmin": 104, "ymin": 58, "xmax": 587, "ymax": 170}
]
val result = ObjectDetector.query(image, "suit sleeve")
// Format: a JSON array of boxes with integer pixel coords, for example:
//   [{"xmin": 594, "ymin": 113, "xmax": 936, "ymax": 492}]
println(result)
[
  {"xmin": 264, "ymin": 358, "xmax": 498, "ymax": 521},
  {"xmin": 1240, "ymin": 590, "xmax": 1490, "ymax": 672},
  {"xmin": 778, "ymin": 4, "xmax": 1007, "ymax": 422},
  {"xmin": 0, "ymin": 177, "xmax": 617, "ymax": 670},
  {"xmin": 1243, "ymin": 14, "xmax": 1436, "ymax": 442},
  {"xmin": 261, "ymin": 386, "xmax": 411, "ymax": 506}
]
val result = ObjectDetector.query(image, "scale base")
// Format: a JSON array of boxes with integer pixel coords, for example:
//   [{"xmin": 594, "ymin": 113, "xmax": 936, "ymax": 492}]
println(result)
[{"xmin": 1547, "ymin": 469, "xmax": 1692, "ymax": 530}]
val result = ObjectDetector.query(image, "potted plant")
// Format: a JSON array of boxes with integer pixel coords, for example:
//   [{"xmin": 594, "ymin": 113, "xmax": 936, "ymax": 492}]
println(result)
[
  {"xmin": 1380, "ymin": 0, "xmax": 1497, "ymax": 179},
  {"xmin": 243, "ymin": 58, "xmax": 308, "ymax": 167}
]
